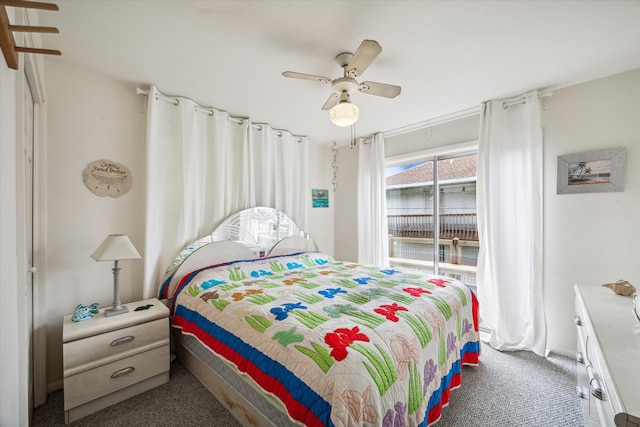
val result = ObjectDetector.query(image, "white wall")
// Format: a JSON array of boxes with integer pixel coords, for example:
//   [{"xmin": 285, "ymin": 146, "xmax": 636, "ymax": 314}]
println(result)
[
  {"xmin": 542, "ymin": 69, "xmax": 640, "ymax": 355},
  {"xmin": 306, "ymin": 143, "xmax": 335, "ymax": 256},
  {"xmin": 44, "ymin": 61, "xmax": 147, "ymax": 389},
  {"xmin": 333, "ymin": 146, "xmax": 359, "ymax": 262},
  {"xmin": 333, "ymin": 69, "xmax": 640, "ymax": 357}
]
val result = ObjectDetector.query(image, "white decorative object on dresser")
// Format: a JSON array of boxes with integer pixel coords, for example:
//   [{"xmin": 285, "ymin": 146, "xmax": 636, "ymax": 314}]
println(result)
[
  {"xmin": 574, "ymin": 284, "xmax": 640, "ymax": 427},
  {"xmin": 62, "ymin": 298, "xmax": 170, "ymax": 424}
]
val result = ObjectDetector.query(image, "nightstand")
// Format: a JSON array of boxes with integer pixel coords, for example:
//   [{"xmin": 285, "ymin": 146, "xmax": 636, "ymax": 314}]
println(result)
[{"xmin": 62, "ymin": 298, "xmax": 170, "ymax": 424}]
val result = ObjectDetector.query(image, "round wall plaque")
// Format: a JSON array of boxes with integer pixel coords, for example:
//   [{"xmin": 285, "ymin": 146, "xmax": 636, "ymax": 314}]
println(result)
[{"xmin": 83, "ymin": 159, "xmax": 132, "ymax": 197}]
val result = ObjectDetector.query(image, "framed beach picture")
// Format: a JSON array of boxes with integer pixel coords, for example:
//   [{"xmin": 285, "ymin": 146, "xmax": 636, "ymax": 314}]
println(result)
[
  {"xmin": 557, "ymin": 147, "xmax": 626, "ymax": 194},
  {"xmin": 312, "ymin": 189, "xmax": 329, "ymax": 208}
]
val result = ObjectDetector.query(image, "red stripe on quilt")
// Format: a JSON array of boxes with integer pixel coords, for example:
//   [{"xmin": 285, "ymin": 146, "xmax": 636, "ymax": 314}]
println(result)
[
  {"xmin": 173, "ymin": 315, "xmax": 325, "ymax": 427},
  {"xmin": 427, "ymin": 372, "xmax": 461, "ymax": 424},
  {"xmin": 471, "ymin": 290, "xmax": 480, "ymax": 332},
  {"xmin": 461, "ymin": 350, "xmax": 480, "ymax": 365}
]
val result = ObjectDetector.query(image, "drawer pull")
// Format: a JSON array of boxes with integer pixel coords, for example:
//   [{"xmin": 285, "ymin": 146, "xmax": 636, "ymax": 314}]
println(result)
[
  {"xmin": 575, "ymin": 351, "xmax": 584, "ymax": 364},
  {"xmin": 111, "ymin": 366, "xmax": 135, "ymax": 378},
  {"xmin": 576, "ymin": 385, "xmax": 587, "ymax": 399},
  {"xmin": 590, "ymin": 377, "xmax": 606, "ymax": 400},
  {"xmin": 574, "ymin": 315, "xmax": 583, "ymax": 326},
  {"xmin": 110, "ymin": 336, "xmax": 135, "ymax": 346}
]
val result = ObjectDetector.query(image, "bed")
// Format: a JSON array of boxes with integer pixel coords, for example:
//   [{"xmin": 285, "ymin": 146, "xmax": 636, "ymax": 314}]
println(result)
[{"xmin": 159, "ymin": 207, "xmax": 480, "ymax": 427}]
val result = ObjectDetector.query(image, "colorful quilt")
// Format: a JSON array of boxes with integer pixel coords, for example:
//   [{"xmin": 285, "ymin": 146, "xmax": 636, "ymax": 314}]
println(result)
[{"xmin": 169, "ymin": 252, "xmax": 480, "ymax": 427}]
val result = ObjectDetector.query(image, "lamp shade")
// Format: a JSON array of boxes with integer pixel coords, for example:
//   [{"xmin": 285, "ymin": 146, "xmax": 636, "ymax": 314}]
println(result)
[
  {"xmin": 91, "ymin": 234, "xmax": 141, "ymax": 261},
  {"xmin": 330, "ymin": 102, "xmax": 359, "ymax": 127}
]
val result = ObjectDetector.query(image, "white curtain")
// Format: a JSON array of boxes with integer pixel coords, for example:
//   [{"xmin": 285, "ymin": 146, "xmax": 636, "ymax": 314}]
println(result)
[
  {"xmin": 357, "ymin": 133, "xmax": 389, "ymax": 266},
  {"xmin": 143, "ymin": 86, "xmax": 308, "ymax": 297},
  {"xmin": 250, "ymin": 124, "xmax": 310, "ymax": 231},
  {"xmin": 476, "ymin": 91, "xmax": 546, "ymax": 356}
]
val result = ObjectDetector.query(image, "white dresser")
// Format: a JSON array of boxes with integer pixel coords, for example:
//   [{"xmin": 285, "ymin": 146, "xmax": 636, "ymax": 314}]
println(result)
[
  {"xmin": 574, "ymin": 284, "xmax": 640, "ymax": 426},
  {"xmin": 62, "ymin": 298, "xmax": 170, "ymax": 424}
]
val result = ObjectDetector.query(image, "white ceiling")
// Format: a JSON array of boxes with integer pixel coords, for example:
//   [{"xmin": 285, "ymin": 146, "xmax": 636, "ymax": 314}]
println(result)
[{"xmin": 36, "ymin": 1, "xmax": 640, "ymax": 145}]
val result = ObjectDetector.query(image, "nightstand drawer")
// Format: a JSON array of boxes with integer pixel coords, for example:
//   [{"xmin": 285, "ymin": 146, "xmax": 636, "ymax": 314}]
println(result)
[
  {"xmin": 64, "ymin": 344, "xmax": 169, "ymax": 409},
  {"xmin": 63, "ymin": 317, "xmax": 168, "ymax": 374}
]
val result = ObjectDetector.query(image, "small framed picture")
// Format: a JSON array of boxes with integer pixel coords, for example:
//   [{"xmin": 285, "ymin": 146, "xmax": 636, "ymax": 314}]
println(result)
[
  {"xmin": 312, "ymin": 189, "xmax": 329, "ymax": 208},
  {"xmin": 557, "ymin": 147, "xmax": 626, "ymax": 194}
]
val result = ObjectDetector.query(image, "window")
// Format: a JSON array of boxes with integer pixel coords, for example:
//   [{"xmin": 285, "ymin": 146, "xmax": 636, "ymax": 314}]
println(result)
[{"xmin": 386, "ymin": 151, "xmax": 478, "ymax": 288}]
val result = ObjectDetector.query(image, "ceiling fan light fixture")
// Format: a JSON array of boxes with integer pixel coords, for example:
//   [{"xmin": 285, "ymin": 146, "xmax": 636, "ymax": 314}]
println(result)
[{"xmin": 330, "ymin": 101, "xmax": 359, "ymax": 127}]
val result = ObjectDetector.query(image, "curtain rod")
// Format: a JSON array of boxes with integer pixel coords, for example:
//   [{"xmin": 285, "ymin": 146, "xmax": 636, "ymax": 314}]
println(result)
[
  {"xmin": 136, "ymin": 87, "xmax": 307, "ymax": 142},
  {"xmin": 501, "ymin": 89, "xmax": 553, "ymax": 109},
  {"xmin": 379, "ymin": 89, "xmax": 553, "ymax": 141},
  {"xmin": 382, "ymin": 106, "xmax": 481, "ymax": 140}
]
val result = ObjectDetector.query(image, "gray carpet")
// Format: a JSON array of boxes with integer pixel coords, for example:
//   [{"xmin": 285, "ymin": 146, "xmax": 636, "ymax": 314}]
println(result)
[{"xmin": 32, "ymin": 344, "xmax": 583, "ymax": 426}]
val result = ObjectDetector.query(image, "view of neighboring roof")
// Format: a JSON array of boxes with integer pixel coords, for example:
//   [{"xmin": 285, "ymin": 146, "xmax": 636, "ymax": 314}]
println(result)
[{"xmin": 386, "ymin": 154, "xmax": 477, "ymax": 186}]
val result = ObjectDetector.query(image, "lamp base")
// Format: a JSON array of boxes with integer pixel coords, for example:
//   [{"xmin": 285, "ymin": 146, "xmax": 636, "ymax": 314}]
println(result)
[{"xmin": 104, "ymin": 305, "xmax": 129, "ymax": 317}]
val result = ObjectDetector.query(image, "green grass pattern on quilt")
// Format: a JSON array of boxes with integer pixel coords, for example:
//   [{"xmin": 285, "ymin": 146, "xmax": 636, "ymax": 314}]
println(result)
[
  {"xmin": 296, "ymin": 281, "xmax": 322, "ymax": 290},
  {"xmin": 408, "ymin": 361, "xmax": 424, "ymax": 414},
  {"xmin": 300, "ymin": 256, "xmax": 317, "ymax": 267},
  {"xmin": 187, "ymin": 284, "xmax": 200, "ymax": 297},
  {"xmin": 211, "ymin": 299, "xmax": 230, "ymax": 311},
  {"xmin": 245, "ymin": 314, "xmax": 272, "ymax": 332},
  {"xmin": 257, "ymin": 282, "xmax": 282, "ymax": 289},
  {"xmin": 246, "ymin": 294, "xmax": 277, "ymax": 305},
  {"xmin": 290, "ymin": 310, "xmax": 328, "ymax": 329},
  {"xmin": 397, "ymin": 312, "xmax": 433, "ymax": 348},
  {"xmin": 228, "ymin": 268, "xmax": 246, "ymax": 281},
  {"xmin": 345, "ymin": 311, "xmax": 386, "ymax": 329},
  {"xmin": 293, "ymin": 291, "xmax": 324, "ymax": 305},
  {"xmin": 428, "ymin": 295, "xmax": 453, "ymax": 320},
  {"xmin": 382, "ymin": 291, "xmax": 415, "ymax": 305},
  {"xmin": 322, "ymin": 305, "xmax": 386, "ymax": 329},
  {"xmin": 333, "ymin": 279, "xmax": 359, "ymax": 289},
  {"xmin": 295, "ymin": 342, "xmax": 334, "ymax": 373},
  {"xmin": 438, "ymin": 329, "xmax": 446, "ymax": 367},
  {"xmin": 401, "ymin": 273, "xmax": 424, "ymax": 280},
  {"xmin": 269, "ymin": 261, "xmax": 286, "ymax": 272},
  {"xmin": 340, "ymin": 292, "xmax": 371, "ymax": 305},
  {"xmin": 217, "ymin": 283, "xmax": 241, "ymax": 292},
  {"xmin": 351, "ymin": 343, "xmax": 397, "ymax": 396},
  {"xmin": 375, "ymin": 280, "xmax": 400, "ymax": 289},
  {"xmin": 451, "ymin": 286, "xmax": 468, "ymax": 306}
]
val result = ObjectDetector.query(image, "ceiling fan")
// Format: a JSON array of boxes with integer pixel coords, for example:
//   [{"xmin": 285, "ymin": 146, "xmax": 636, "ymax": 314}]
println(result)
[{"xmin": 282, "ymin": 39, "xmax": 401, "ymax": 127}]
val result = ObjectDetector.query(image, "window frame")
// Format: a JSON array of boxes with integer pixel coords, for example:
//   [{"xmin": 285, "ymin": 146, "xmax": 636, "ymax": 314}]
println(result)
[{"xmin": 385, "ymin": 140, "xmax": 479, "ymax": 279}]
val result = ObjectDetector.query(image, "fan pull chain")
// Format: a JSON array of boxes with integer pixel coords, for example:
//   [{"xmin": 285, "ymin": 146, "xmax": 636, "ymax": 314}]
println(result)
[
  {"xmin": 350, "ymin": 122, "xmax": 357, "ymax": 149},
  {"xmin": 331, "ymin": 141, "xmax": 339, "ymax": 192}
]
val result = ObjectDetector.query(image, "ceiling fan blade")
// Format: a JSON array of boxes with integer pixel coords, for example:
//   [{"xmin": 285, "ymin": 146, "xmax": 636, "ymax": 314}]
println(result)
[
  {"xmin": 322, "ymin": 92, "xmax": 340, "ymax": 110},
  {"xmin": 346, "ymin": 40, "xmax": 382, "ymax": 77},
  {"xmin": 359, "ymin": 81, "xmax": 401, "ymax": 98},
  {"xmin": 282, "ymin": 71, "xmax": 332, "ymax": 84}
]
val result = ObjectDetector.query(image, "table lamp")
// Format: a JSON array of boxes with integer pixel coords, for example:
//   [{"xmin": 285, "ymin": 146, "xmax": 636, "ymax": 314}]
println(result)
[{"xmin": 91, "ymin": 234, "xmax": 141, "ymax": 317}]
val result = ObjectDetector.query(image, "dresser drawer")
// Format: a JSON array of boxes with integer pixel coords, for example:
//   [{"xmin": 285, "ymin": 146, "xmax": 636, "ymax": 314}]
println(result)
[
  {"xmin": 64, "ymin": 344, "xmax": 169, "ymax": 409},
  {"xmin": 63, "ymin": 317, "xmax": 168, "ymax": 374}
]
